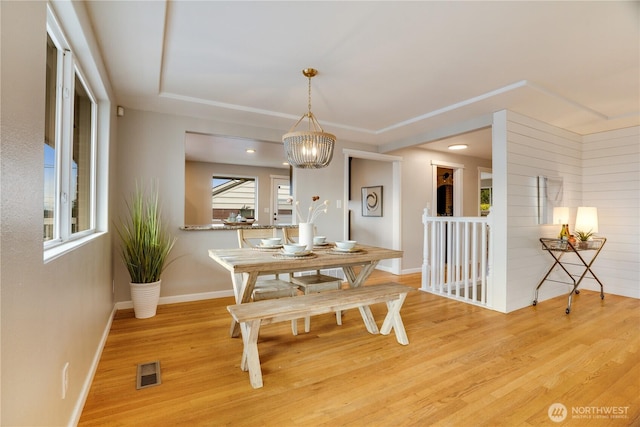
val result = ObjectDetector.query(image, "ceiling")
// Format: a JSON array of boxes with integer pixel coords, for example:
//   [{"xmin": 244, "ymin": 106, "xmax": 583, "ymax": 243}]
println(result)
[{"xmin": 84, "ymin": 1, "xmax": 639, "ymax": 166}]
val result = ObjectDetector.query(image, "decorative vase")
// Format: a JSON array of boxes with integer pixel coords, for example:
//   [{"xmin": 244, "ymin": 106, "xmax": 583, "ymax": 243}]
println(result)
[
  {"xmin": 130, "ymin": 280, "xmax": 161, "ymax": 319},
  {"xmin": 299, "ymin": 222, "xmax": 314, "ymax": 250}
]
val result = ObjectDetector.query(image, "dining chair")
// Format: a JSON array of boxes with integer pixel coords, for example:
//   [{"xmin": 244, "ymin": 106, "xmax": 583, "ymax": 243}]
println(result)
[
  {"xmin": 237, "ymin": 227, "xmax": 300, "ymax": 335},
  {"xmin": 282, "ymin": 227, "xmax": 343, "ymax": 333}
]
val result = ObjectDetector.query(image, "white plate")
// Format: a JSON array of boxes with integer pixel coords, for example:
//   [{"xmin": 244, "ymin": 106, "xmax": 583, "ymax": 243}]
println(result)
[
  {"xmin": 332, "ymin": 247, "xmax": 361, "ymax": 253},
  {"xmin": 314, "ymin": 242, "xmax": 330, "ymax": 246},
  {"xmin": 259, "ymin": 244, "xmax": 282, "ymax": 249},
  {"xmin": 281, "ymin": 250, "xmax": 312, "ymax": 257}
]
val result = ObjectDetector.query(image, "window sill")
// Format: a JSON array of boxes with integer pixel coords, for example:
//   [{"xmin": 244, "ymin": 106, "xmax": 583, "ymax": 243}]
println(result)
[{"xmin": 44, "ymin": 231, "xmax": 107, "ymax": 263}]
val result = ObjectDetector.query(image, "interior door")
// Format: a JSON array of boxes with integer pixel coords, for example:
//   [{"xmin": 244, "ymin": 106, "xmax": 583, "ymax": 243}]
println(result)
[
  {"xmin": 271, "ymin": 177, "xmax": 292, "ymax": 225},
  {"xmin": 432, "ymin": 162, "xmax": 463, "ymax": 217},
  {"xmin": 436, "ymin": 167, "xmax": 454, "ymax": 216}
]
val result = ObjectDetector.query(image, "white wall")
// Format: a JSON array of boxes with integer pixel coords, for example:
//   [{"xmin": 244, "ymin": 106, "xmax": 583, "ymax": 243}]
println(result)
[
  {"xmin": 498, "ymin": 111, "xmax": 584, "ymax": 312},
  {"xmin": 0, "ymin": 2, "xmax": 115, "ymax": 425},
  {"xmin": 494, "ymin": 111, "xmax": 639, "ymax": 313},
  {"xmin": 581, "ymin": 127, "xmax": 639, "ymax": 298}
]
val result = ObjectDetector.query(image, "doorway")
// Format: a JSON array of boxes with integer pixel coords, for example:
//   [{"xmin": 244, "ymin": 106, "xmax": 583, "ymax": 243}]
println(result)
[
  {"xmin": 343, "ymin": 149, "xmax": 402, "ymax": 275},
  {"xmin": 437, "ymin": 167, "xmax": 454, "ymax": 216},
  {"xmin": 479, "ymin": 167, "xmax": 492, "ymax": 216},
  {"xmin": 271, "ymin": 176, "xmax": 291, "ymax": 225},
  {"xmin": 431, "ymin": 161, "xmax": 464, "ymax": 217}
]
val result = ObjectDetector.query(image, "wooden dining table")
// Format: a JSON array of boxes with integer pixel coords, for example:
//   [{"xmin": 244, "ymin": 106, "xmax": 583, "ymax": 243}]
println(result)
[{"xmin": 208, "ymin": 244, "xmax": 404, "ymax": 337}]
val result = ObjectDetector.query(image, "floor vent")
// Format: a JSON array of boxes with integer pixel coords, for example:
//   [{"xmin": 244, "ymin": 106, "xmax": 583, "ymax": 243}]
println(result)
[{"xmin": 136, "ymin": 361, "xmax": 161, "ymax": 390}]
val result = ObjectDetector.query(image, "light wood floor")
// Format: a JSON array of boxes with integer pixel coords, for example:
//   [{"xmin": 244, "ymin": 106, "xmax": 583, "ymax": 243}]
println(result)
[{"xmin": 79, "ymin": 271, "xmax": 639, "ymax": 426}]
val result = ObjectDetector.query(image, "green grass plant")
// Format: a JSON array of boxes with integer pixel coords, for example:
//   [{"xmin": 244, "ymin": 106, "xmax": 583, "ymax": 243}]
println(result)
[{"xmin": 117, "ymin": 182, "xmax": 176, "ymax": 283}]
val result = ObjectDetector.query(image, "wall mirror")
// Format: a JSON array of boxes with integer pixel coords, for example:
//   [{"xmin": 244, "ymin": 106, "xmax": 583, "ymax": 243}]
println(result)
[
  {"xmin": 184, "ymin": 132, "xmax": 291, "ymax": 225},
  {"xmin": 537, "ymin": 175, "xmax": 563, "ymax": 224}
]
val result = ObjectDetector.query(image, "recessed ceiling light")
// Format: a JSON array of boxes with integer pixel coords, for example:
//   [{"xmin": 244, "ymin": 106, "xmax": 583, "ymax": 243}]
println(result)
[
  {"xmin": 246, "ymin": 149, "xmax": 256, "ymax": 154},
  {"xmin": 282, "ymin": 162, "xmax": 290, "ymax": 166},
  {"xmin": 448, "ymin": 144, "xmax": 468, "ymax": 151}
]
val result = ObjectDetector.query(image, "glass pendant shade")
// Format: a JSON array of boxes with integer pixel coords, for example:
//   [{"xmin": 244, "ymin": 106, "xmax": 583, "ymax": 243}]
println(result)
[
  {"xmin": 283, "ymin": 116, "xmax": 335, "ymax": 168},
  {"xmin": 283, "ymin": 68, "xmax": 336, "ymax": 169}
]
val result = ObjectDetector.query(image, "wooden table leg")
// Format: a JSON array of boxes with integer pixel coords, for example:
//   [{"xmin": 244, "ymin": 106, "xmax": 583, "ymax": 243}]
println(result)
[
  {"xmin": 343, "ymin": 262, "xmax": 379, "ymax": 288},
  {"xmin": 380, "ymin": 293, "xmax": 409, "ymax": 345}
]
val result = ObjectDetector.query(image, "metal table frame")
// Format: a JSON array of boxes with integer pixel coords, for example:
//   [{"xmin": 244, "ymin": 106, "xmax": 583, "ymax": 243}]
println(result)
[{"xmin": 533, "ymin": 237, "xmax": 606, "ymax": 314}]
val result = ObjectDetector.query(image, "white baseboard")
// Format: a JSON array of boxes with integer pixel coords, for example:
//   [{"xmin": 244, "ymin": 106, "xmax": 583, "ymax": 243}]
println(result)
[
  {"xmin": 69, "ymin": 304, "xmax": 117, "ymax": 427},
  {"xmin": 114, "ymin": 289, "xmax": 235, "ymax": 310}
]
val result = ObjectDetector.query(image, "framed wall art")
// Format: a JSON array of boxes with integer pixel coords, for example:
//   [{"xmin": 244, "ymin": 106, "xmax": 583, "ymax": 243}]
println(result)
[{"xmin": 362, "ymin": 185, "xmax": 382, "ymax": 217}]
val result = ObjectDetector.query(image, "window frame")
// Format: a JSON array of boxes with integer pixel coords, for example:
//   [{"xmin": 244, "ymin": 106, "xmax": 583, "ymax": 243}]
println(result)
[{"xmin": 44, "ymin": 5, "xmax": 99, "ymax": 256}]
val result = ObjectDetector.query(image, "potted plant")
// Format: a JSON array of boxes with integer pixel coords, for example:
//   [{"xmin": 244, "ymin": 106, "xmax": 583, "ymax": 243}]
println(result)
[
  {"xmin": 575, "ymin": 229, "xmax": 594, "ymax": 249},
  {"xmin": 117, "ymin": 182, "xmax": 176, "ymax": 318}
]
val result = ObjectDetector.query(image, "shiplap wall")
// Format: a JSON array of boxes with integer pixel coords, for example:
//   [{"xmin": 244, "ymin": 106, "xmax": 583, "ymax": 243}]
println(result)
[
  {"xmin": 495, "ymin": 111, "xmax": 639, "ymax": 312},
  {"xmin": 503, "ymin": 111, "xmax": 583, "ymax": 312},
  {"xmin": 582, "ymin": 127, "xmax": 640, "ymax": 298}
]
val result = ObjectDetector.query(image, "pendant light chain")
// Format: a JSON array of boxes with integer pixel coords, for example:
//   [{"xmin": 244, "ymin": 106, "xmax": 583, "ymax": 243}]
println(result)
[{"xmin": 307, "ymin": 74, "xmax": 312, "ymax": 130}]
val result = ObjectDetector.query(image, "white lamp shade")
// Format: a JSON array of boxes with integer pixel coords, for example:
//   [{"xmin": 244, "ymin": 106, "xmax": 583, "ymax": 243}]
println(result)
[
  {"xmin": 575, "ymin": 207, "xmax": 598, "ymax": 233},
  {"xmin": 553, "ymin": 207, "xmax": 570, "ymax": 225}
]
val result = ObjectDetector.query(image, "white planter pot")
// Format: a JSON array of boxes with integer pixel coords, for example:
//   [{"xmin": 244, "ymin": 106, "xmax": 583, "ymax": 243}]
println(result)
[{"xmin": 130, "ymin": 280, "xmax": 161, "ymax": 319}]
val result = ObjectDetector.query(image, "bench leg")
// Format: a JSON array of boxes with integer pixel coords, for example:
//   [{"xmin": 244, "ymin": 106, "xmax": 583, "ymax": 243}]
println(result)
[
  {"xmin": 358, "ymin": 306, "xmax": 379, "ymax": 334},
  {"xmin": 239, "ymin": 319, "xmax": 264, "ymax": 388},
  {"xmin": 380, "ymin": 293, "xmax": 409, "ymax": 345}
]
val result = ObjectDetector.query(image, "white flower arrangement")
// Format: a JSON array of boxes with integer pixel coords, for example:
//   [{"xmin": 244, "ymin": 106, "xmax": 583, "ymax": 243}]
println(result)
[{"xmin": 290, "ymin": 195, "xmax": 329, "ymax": 223}]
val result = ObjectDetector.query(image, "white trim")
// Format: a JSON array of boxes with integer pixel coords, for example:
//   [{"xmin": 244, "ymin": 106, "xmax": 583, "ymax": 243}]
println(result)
[
  {"xmin": 269, "ymin": 175, "xmax": 290, "ymax": 225},
  {"xmin": 431, "ymin": 160, "xmax": 465, "ymax": 217},
  {"xmin": 343, "ymin": 149, "xmax": 402, "ymax": 162},
  {"xmin": 430, "ymin": 160, "xmax": 465, "ymax": 169},
  {"xmin": 44, "ymin": 5, "xmax": 100, "ymax": 252},
  {"xmin": 114, "ymin": 289, "xmax": 235, "ymax": 310},
  {"xmin": 69, "ymin": 304, "xmax": 117, "ymax": 427},
  {"xmin": 44, "ymin": 231, "xmax": 106, "ymax": 263},
  {"xmin": 343, "ymin": 149, "xmax": 402, "ymax": 275}
]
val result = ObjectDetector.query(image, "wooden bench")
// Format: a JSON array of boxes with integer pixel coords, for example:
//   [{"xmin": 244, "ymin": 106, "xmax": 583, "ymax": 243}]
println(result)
[{"xmin": 227, "ymin": 282, "xmax": 416, "ymax": 388}]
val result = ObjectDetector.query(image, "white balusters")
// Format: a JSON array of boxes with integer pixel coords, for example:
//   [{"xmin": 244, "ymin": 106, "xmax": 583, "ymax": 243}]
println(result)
[{"xmin": 422, "ymin": 210, "xmax": 492, "ymax": 308}]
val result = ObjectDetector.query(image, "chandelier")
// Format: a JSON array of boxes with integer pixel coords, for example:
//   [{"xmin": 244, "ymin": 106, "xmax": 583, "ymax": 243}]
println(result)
[{"xmin": 282, "ymin": 68, "xmax": 336, "ymax": 168}]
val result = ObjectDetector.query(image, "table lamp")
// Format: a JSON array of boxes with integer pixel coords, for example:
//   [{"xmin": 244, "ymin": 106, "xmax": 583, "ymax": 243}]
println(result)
[{"xmin": 575, "ymin": 207, "xmax": 598, "ymax": 235}]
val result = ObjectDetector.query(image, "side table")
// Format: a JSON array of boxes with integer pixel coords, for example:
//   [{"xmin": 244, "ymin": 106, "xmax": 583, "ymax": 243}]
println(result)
[{"xmin": 533, "ymin": 237, "xmax": 606, "ymax": 314}]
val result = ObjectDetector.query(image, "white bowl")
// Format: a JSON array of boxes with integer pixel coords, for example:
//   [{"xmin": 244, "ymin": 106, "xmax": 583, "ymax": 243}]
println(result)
[
  {"xmin": 335, "ymin": 240, "xmax": 356, "ymax": 250},
  {"xmin": 261, "ymin": 238, "xmax": 281, "ymax": 246},
  {"xmin": 283, "ymin": 244, "xmax": 306, "ymax": 254},
  {"xmin": 313, "ymin": 236, "xmax": 326, "ymax": 244}
]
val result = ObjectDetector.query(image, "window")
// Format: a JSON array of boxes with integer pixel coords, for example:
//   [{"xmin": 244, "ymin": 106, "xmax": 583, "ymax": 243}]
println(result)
[
  {"xmin": 44, "ymin": 9, "xmax": 97, "ymax": 248},
  {"xmin": 211, "ymin": 176, "xmax": 256, "ymax": 220}
]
